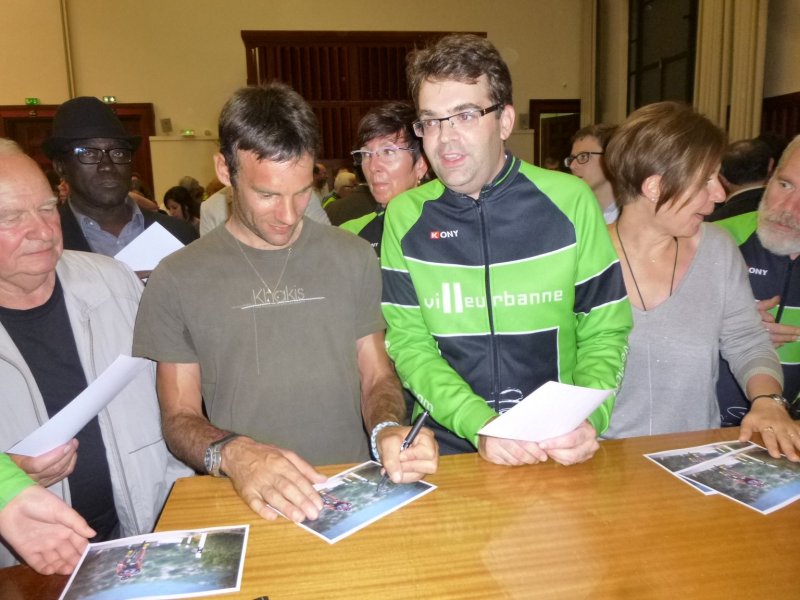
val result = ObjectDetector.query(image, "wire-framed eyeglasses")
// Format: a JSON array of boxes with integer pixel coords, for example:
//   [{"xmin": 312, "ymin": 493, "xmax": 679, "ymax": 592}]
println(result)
[
  {"xmin": 564, "ymin": 151, "xmax": 603, "ymax": 168},
  {"xmin": 73, "ymin": 147, "xmax": 133, "ymax": 165},
  {"xmin": 412, "ymin": 104, "xmax": 503, "ymax": 138},
  {"xmin": 350, "ymin": 146, "xmax": 413, "ymax": 166}
]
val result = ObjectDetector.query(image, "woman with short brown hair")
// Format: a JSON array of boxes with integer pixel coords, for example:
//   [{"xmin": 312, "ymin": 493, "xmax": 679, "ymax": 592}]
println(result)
[{"xmin": 603, "ymin": 101, "xmax": 800, "ymax": 460}]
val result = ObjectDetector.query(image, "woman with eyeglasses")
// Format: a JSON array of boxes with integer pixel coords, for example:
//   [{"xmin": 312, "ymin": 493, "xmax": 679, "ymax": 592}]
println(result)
[
  {"xmin": 602, "ymin": 101, "xmax": 800, "ymax": 460},
  {"xmin": 339, "ymin": 102, "xmax": 429, "ymax": 256},
  {"xmin": 566, "ymin": 123, "xmax": 619, "ymax": 224}
]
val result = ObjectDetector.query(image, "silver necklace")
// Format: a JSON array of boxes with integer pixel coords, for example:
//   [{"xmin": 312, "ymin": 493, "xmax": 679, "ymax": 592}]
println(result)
[
  {"xmin": 615, "ymin": 221, "xmax": 678, "ymax": 311},
  {"xmin": 233, "ymin": 236, "xmax": 292, "ymax": 294},
  {"xmin": 233, "ymin": 236, "xmax": 292, "ymax": 376}
]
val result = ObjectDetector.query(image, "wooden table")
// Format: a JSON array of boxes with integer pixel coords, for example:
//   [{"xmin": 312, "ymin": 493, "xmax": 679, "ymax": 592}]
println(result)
[{"xmin": 2, "ymin": 428, "xmax": 797, "ymax": 599}]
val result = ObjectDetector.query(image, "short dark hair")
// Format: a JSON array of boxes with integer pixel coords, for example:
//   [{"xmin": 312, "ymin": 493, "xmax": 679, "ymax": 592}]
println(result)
[
  {"xmin": 571, "ymin": 123, "xmax": 618, "ymax": 149},
  {"xmin": 218, "ymin": 83, "xmax": 320, "ymax": 183},
  {"xmin": 406, "ymin": 34, "xmax": 512, "ymax": 110},
  {"xmin": 356, "ymin": 101, "xmax": 422, "ymax": 163},
  {"xmin": 757, "ymin": 131, "xmax": 789, "ymax": 166},
  {"xmin": 720, "ymin": 139, "xmax": 772, "ymax": 185},
  {"xmin": 605, "ymin": 101, "xmax": 726, "ymax": 211},
  {"xmin": 163, "ymin": 185, "xmax": 198, "ymax": 220}
]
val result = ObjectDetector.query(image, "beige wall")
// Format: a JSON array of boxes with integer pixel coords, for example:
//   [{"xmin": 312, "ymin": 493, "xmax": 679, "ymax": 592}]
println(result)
[
  {"xmin": 3, "ymin": 1, "xmax": 798, "ymax": 198},
  {"xmin": 3, "ymin": 0, "xmax": 70, "ymax": 102},
  {"xmin": 58, "ymin": 0, "xmax": 585, "ymax": 133},
  {"xmin": 764, "ymin": 0, "xmax": 800, "ymax": 98},
  {"xmin": 2, "ymin": 0, "xmax": 587, "ymax": 199},
  {"xmin": 596, "ymin": 0, "xmax": 628, "ymax": 124},
  {"xmin": 150, "ymin": 137, "xmax": 221, "ymax": 202},
  {"xmin": 0, "ymin": 0, "xmax": 581, "ymax": 195}
]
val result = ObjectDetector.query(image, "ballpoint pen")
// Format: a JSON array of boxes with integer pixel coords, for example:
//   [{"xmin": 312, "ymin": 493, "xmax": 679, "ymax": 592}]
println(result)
[{"xmin": 375, "ymin": 410, "xmax": 430, "ymax": 494}]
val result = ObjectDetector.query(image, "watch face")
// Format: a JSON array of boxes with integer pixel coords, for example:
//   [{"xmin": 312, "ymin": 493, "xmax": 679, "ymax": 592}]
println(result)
[
  {"xmin": 204, "ymin": 446, "xmax": 216, "ymax": 474},
  {"xmin": 203, "ymin": 434, "xmax": 238, "ymax": 477}
]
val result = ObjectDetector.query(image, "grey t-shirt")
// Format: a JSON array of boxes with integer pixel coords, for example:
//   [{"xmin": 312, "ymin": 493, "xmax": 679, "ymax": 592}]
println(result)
[
  {"xmin": 605, "ymin": 224, "xmax": 781, "ymax": 439},
  {"xmin": 133, "ymin": 219, "xmax": 383, "ymax": 465}
]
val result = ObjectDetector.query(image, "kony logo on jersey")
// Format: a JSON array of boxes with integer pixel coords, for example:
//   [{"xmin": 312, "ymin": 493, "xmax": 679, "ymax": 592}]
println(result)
[{"xmin": 430, "ymin": 229, "xmax": 459, "ymax": 240}]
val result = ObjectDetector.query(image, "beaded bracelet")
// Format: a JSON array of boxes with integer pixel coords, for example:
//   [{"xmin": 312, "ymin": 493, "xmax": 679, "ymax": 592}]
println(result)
[{"xmin": 370, "ymin": 421, "xmax": 400, "ymax": 461}]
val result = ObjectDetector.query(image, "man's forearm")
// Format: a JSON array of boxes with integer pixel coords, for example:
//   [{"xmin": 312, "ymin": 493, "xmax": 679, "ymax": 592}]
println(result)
[
  {"xmin": 161, "ymin": 411, "xmax": 230, "ymax": 473},
  {"xmin": 361, "ymin": 374, "xmax": 406, "ymax": 432}
]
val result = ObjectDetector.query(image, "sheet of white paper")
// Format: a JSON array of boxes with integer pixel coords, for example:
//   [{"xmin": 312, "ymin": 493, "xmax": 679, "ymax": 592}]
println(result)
[
  {"xmin": 114, "ymin": 222, "xmax": 183, "ymax": 271},
  {"xmin": 478, "ymin": 381, "xmax": 612, "ymax": 442},
  {"xmin": 7, "ymin": 355, "xmax": 149, "ymax": 456}
]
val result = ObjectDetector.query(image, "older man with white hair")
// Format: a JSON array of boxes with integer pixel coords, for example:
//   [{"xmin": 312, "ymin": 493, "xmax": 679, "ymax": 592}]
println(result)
[
  {"xmin": 716, "ymin": 135, "xmax": 800, "ymax": 426},
  {"xmin": 0, "ymin": 139, "xmax": 190, "ymax": 568}
]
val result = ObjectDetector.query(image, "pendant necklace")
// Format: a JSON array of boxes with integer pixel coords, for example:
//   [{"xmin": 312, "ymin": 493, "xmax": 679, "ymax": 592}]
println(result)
[
  {"xmin": 233, "ymin": 235, "xmax": 293, "ymax": 376},
  {"xmin": 615, "ymin": 222, "xmax": 678, "ymax": 311},
  {"xmin": 233, "ymin": 236, "xmax": 292, "ymax": 295}
]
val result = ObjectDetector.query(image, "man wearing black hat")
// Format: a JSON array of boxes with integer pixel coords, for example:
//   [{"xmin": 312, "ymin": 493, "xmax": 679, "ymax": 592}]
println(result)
[{"xmin": 44, "ymin": 97, "xmax": 197, "ymax": 257}]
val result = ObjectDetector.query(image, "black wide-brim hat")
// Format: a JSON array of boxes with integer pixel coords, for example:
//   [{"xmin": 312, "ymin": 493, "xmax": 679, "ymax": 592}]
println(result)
[{"xmin": 42, "ymin": 96, "xmax": 141, "ymax": 159}]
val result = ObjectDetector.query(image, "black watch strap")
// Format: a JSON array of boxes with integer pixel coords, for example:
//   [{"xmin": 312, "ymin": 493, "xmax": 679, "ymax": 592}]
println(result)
[{"xmin": 750, "ymin": 394, "xmax": 790, "ymax": 412}]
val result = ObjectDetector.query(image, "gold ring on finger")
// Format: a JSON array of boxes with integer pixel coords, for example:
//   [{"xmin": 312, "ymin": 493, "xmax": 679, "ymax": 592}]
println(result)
[{"xmin": 762, "ymin": 426, "xmax": 775, "ymax": 433}]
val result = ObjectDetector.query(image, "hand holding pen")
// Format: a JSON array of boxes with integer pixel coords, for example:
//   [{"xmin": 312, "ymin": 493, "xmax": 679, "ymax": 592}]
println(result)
[{"xmin": 376, "ymin": 410, "xmax": 433, "ymax": 492}]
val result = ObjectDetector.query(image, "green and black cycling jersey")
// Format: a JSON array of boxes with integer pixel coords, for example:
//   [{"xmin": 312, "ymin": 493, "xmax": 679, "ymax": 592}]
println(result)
[
  {"xmin": 381, "ymin": 153, "xmax": 632, "ymax": 452},
  {"xmin": 341, "ymin": 211, "xmax": 384, "ymax": 257},
  {"xmin": 716, "ymin": 211, "xmax": 800, "ymax": 423}
]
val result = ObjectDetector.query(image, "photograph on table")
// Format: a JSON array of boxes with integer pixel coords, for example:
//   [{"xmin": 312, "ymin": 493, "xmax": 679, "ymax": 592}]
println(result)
[
  {"xmin": 295, "ymin": 461, "xmax": 436, "ymax": 544},
  {"xmin": 59, "ymin": 525, "xmax": 248, "ymax": 600},
  {"xmin": 678, "ymin": 447, "xmax": 800, "ymax": 514},
  {"xmin": 645, "ymin": 440, "xmax": 757, "ymax": 495}
]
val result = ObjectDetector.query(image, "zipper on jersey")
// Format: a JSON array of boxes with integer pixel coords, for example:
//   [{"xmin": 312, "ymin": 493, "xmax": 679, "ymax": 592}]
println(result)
[{"xmin": 475, "ymin": 199, "xmax": 501, "ymax": 412}]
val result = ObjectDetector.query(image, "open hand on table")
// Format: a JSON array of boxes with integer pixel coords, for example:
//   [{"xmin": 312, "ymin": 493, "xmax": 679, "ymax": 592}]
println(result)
[
  {"xmin": 740, "ymin": 397, "xmax": 800, "ymax": 461},
  {"xmin": 223, "ymin": 437, "xmax": 327, "ymax": 523}
]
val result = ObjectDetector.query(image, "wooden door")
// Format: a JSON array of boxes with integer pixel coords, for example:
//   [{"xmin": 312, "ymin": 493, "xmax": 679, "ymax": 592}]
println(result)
[
  {"xmin": 528, "ymin": 99, "xmax": 580, "ymax": 167},
  {"xmin": 540, "ymin": 113, "xmax": 581, "ymax": 170}
]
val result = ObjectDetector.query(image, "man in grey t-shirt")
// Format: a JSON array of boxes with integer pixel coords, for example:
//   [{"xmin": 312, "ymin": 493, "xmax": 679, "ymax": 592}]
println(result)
[{"xmin": 133, "ymin": 83, "xmax": 437, "ymax": 524}]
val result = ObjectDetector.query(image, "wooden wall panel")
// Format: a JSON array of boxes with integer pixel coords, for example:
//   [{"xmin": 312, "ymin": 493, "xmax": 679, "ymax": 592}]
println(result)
[
  {"xmin": 240, "ymin": 31, "xmax": 478, "ymax": 160},
  {"xmin": 762, "ymin": 91, "xmax": 800, "ymax": 141}
]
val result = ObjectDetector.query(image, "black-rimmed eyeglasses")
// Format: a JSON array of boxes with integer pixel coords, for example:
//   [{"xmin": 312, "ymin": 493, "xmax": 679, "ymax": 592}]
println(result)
[
  {"xmin": 351, "ymin": 146, "xmax": 413, "ymax": 166},
  {"xmin": 564, "ymin": 151, "xmax": 603, "ymax": 168},
  {"xmin": 73, "ymin": 147, "xmax": 133, "ymax": 165},
  {"xmin": 413, "ymin": 104, "xmax": 503, "ymax": 138}
]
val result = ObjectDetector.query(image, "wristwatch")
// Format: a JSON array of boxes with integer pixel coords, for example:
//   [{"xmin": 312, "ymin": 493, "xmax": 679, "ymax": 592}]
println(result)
[
  {"xmin": 750, "ymin": 393, "xmax": 791, "ymax": 412},
  {"xmin": 203, "ymin": 432, "xmax": 240, "ymax": 477}
]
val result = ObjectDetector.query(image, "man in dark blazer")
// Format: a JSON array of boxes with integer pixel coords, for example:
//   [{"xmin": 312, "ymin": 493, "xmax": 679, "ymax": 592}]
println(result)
[
  {"xmin": 707, "ymin": 138, "xmax": 773, "ymax": 222},
  {"xmin": 43, "ymin": 97, "xmax": 197, "ymax": 256}
]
